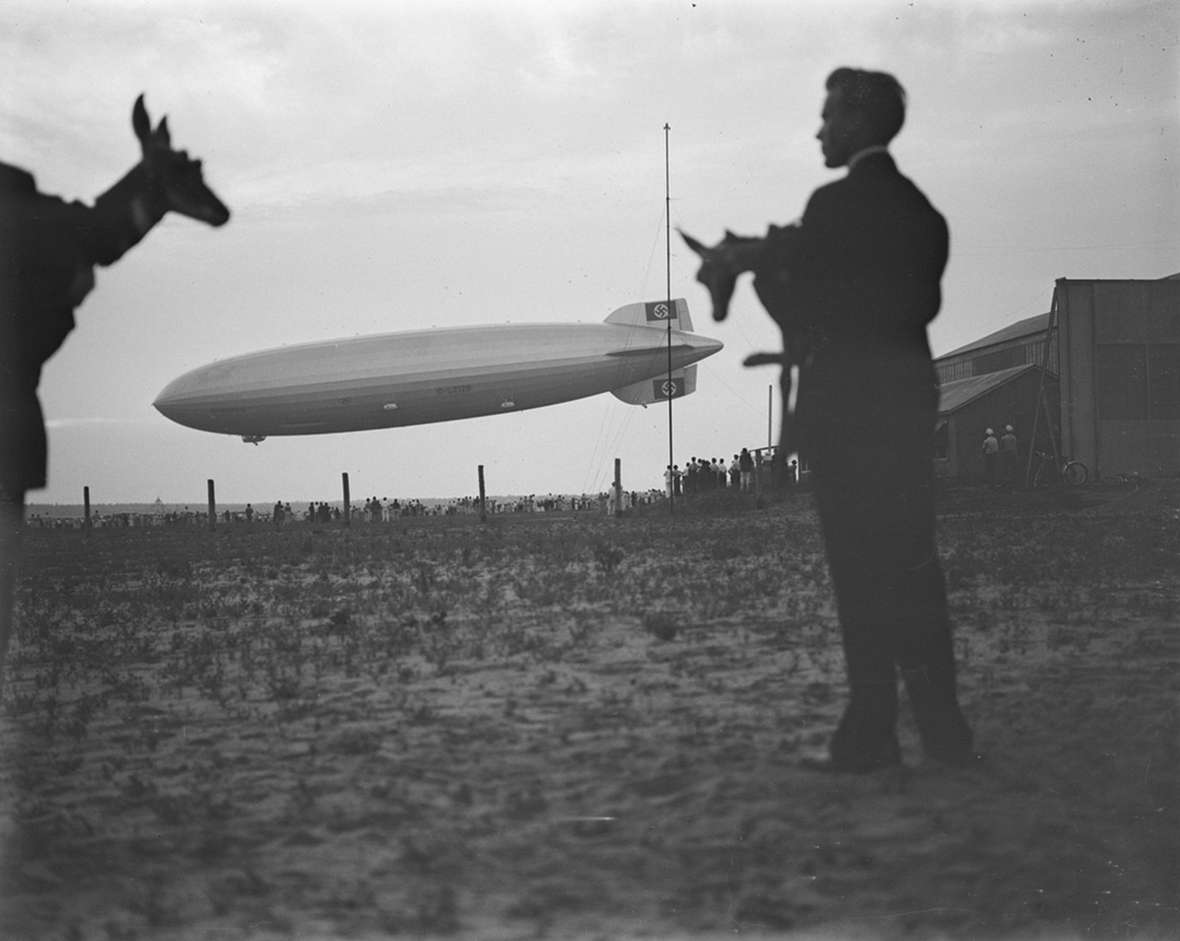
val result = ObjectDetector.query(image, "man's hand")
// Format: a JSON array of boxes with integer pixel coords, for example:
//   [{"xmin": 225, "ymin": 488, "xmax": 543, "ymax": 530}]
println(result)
[
  {"xmin": 752, "ymin": 223, "xmax": 801, "ymax": 329},
  {"xmin": 742, "ymin": 351, "xmax": 789, "ymax": 368}
]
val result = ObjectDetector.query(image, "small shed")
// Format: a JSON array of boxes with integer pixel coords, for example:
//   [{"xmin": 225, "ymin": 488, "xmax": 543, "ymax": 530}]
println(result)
[{"xmin": 934, "ymin": 364, "xmax": 1059, "ymax": 480}]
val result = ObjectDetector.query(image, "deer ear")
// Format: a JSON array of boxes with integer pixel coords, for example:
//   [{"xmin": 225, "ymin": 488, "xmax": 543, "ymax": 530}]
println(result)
[
  {"xmin": 157, "ymin": 116, "xmax": 172, "ymax": 147},
  {"xmin": 133, "ymin": 94, "xmax": 151, "ymax": 141},
  {"xmin": 678, "ymin": 229, "xmax": 708, "ymax": 257}
]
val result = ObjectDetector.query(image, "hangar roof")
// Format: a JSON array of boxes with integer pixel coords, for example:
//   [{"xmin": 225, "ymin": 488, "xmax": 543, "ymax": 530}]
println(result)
[
  {"xmin": 938, "ymin": 363, "xmax": 1041, "ymax": 415},
  {"xmin": 937, "ymin": 312, "xmax": 1050, "ymax": 361}
]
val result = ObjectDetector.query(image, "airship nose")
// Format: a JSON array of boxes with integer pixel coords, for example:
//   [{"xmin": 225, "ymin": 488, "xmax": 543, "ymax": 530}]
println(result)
[
  {"xmin": 153, "ymin": 379, "xmax": 184, "ymax": 420},
  {"xmin": 154, "ymin": 388, "xmax": 175, "ymax": 419},
  {"xmin": 154, "ymin": 369, "xmax": 208, "ymax": 427}
]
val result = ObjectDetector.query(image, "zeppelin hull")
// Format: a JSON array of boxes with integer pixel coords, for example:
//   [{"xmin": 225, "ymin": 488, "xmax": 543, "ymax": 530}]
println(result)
[{"xmin": 155, "ymin": 321, "xmax": 723, "ymax": 437}]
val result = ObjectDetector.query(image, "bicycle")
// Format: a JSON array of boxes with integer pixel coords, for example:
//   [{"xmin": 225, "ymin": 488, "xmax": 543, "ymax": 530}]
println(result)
[{"xmin": 1030, "ymin": 449, "xmax": 1089, "ymax": 488}]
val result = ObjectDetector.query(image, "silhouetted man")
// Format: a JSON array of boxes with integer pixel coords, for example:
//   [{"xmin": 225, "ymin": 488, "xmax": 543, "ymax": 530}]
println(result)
[{"xmin": 755, "ymin": 67, "xmax": 974, "ymax": 772}]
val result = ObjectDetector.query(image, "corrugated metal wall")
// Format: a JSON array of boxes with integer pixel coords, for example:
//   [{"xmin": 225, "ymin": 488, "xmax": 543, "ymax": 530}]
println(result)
[{"xmin": 1056, "ymin": 279, "xmax": 1180, "ymax": 478}]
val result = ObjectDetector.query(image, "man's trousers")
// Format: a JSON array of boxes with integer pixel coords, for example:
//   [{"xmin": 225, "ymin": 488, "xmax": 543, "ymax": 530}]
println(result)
[{"xmin": 806, "ymin": 377, "xmax": 972, "ymax": 761}]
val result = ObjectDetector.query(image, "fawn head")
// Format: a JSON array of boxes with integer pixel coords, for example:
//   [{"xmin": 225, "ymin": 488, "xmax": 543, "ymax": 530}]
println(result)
[
  {"xmin": 679, "ymin": 228, "xmax": 763, "ymax": 322},
  {"xmin": 133, "ymin": 94, "xmax": 230, "ymax": 227}
]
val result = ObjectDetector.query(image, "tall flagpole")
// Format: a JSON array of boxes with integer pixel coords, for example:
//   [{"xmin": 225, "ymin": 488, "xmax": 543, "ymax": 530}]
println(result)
[{"xmin": 664, "ymin": 123, "xmax": 674, "ymax": 514}]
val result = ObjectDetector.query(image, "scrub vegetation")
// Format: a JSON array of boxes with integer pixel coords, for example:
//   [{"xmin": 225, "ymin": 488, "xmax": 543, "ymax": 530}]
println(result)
[{"xmin": 1, "ymin": 481, "xmax": 1177, "ymax": 940}]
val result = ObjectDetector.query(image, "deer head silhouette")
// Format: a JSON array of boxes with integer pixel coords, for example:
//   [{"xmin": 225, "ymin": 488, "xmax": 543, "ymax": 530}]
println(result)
[{"xmin": 132, "ymin": 94, "xmax": 229, "ymax": 227}]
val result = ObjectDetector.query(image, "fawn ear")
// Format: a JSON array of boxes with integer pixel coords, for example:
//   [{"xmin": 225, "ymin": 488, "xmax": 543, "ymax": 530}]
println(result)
[
  {"xmin": 678, "ymin": 229, "xmax": 708, "ymax": 257},
  {"xmin": 133, "ymin": 94, "xmax": 151, "ymax": 141},
  {"xmin": 156, "ymin": 116, "xmax": 171, "ymax": 148}
]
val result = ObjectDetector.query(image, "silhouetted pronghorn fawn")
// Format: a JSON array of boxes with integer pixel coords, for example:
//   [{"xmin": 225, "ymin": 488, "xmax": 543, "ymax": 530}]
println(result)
[
  {"xmin": 0, "ymin": 94, "xmax": 229, "ymax": 681},
  {"xmin": 679, "ymin": 225, "xmax": 803, "ymax": 474},
  {"xmin": 116, "ymin": 93, "xmax": 230, "ymax": 234}
]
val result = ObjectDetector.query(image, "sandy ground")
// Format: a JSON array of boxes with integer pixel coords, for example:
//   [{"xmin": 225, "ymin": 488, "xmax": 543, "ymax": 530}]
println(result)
[{"xmin": 0, "ymin": 481, "xmax": 1177, "ymax": 940}]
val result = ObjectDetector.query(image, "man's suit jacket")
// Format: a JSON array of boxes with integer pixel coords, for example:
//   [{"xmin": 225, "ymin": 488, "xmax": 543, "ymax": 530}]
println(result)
[{"xmin": 755, "ymin": 152, "xmax": 948, "ymax": 448}]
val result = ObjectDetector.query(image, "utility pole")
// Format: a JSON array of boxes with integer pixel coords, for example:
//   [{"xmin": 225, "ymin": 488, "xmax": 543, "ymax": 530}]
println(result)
[{"xmin": 664, "ymin": 122, "xmax": 674, "ymax": 515}]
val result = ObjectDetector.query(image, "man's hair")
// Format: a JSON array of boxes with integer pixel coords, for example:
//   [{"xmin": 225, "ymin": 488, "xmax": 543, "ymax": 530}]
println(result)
[{"xmin": 826, "ymin": 67, "xmax": 906, "ymax": 144}]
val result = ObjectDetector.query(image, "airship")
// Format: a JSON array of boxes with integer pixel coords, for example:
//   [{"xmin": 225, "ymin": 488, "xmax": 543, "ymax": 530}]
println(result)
[{"xmin": 154, "ymin": 298, "xmax": 723, "ymax": 442}]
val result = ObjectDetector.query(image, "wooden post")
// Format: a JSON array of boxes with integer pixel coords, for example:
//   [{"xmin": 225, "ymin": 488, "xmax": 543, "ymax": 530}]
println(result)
[
  {"xmin": 477, "ymin": 465, "xmax": 487, "ymax": 522},
  {"xmin": 341, "ymin": 472, "xmax": 351, "ymax": 526},
  {"xmin": 83, "ymin": 486, "xmax": 91, "ymax": 534},
  {"xmin": 207, "ymin": 479, "xmax": 216, "ymax": 530},
  {"xmin": 768, "ymin": 384, "xmax": 773, "ymax": 450},
  {"xmin": 614, "ymin": 457, "xmax": 622, "ymax": 516}
]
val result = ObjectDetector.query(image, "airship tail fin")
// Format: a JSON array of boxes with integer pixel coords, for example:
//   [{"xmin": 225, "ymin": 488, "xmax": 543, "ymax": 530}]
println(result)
[
  {"xmin": 611, "ymin": 365, "xmax": 697, "ymax": 405},
  {"xmin": 604, "ymin": 298, "xmax": 693, "ymax": 332}
]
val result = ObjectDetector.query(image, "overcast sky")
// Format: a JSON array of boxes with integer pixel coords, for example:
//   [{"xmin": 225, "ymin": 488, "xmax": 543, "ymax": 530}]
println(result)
[{"xmin": 5, "ymin": 0, "xmax": 1177, "ymax": 504}]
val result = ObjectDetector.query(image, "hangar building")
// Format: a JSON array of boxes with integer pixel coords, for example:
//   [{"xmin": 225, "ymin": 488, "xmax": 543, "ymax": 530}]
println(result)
[{"xmin": 933, "ymin": 275, "xmax": 1180, "ymax": 482}]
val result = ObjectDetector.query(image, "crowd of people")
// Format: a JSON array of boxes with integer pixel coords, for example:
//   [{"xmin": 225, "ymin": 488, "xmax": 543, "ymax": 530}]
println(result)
[
  {"xmin": 22, "ymin": 488, "xmax": 676, "ymax": 529},
  {"xmin": 24, "ymin": 426, "xmax": 1024, "ymax": 533},
  {"xmin": 662, "ymin": 447, "xmax": 800, "ymax": 497},
  {"xmin": 24, "ymin": 451, "xmax": 802, "ymax": 531}
]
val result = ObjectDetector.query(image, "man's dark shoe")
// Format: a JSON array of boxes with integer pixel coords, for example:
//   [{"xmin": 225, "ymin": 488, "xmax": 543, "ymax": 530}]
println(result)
[
  {"xmin": 801, "ymin": 737, "xmax": 902, "ymax": 774},
  {"xmin": 925, "ymin": 745, "xmax": 985, "ymax": 768},
  {"xmin": 801, "ymin": 753, "xmax": 903, "ymax": 774},
  {"xmin": 911, "ymin": 701, "xmax": 975, "ymax": 767}
]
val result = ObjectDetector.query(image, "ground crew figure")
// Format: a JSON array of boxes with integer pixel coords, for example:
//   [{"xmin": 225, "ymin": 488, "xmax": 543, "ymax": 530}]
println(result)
[
  {"xmin": 739, "ymin": 448, "xmax": 755, "ymax": 492},
  {"xmin": 982, "ymin": 428, "xmax": 1000, "ymax": 486},
  {"xmin": 1000, "ymin": 425, "xmax": 1019, "ymax": 487}
]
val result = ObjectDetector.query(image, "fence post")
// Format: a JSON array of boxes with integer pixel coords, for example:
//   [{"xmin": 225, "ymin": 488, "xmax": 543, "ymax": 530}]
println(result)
[
  {"xmin": 478, "ymin": 465, "xmax": 487, "ymax": 522},
  {"xmin": 613, "ymin": 457, "xmax": 623, "ymax": 516},
  {"xmin": 83, "ymin": 486, "xmax": 91, "ymax": 534},
  {"xmin": 207, "ymin": 479, "xmax": 216, "ymax": 530},
  {"xmin": 342, "ymin": 472, "xmax": 351, "ymax": 526}
]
